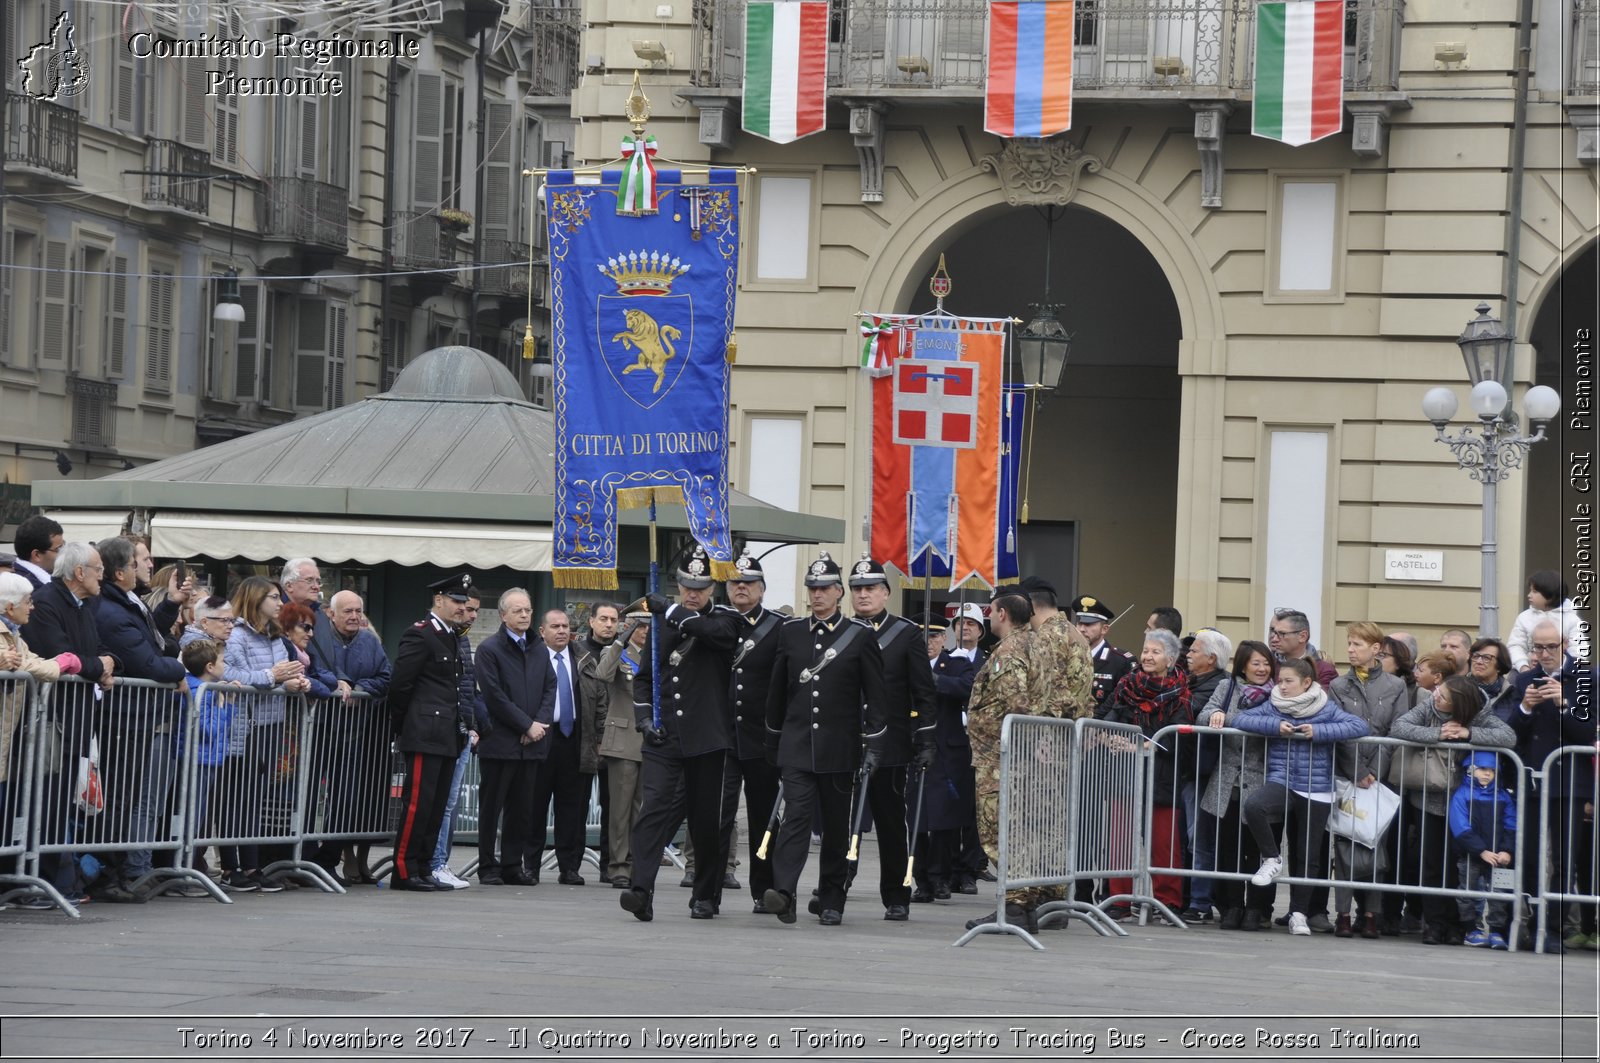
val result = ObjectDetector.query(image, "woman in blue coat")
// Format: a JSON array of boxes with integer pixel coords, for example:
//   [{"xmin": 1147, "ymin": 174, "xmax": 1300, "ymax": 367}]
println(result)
[{"xmin": 1234, "ymin": 657, "xmax": 1371, "ymax": 936}]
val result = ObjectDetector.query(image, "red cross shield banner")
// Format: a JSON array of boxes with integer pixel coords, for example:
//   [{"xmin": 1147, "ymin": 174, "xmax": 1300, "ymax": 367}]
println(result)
[{"xmin": 892, "ymin": 359, "xmax": 981, "ymax": 449}]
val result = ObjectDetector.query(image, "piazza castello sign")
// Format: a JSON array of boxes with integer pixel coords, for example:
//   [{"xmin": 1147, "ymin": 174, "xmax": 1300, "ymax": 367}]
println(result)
[{"xmin": 1384, "ymin": 550, "xmax": 1445, "ymax": 582}]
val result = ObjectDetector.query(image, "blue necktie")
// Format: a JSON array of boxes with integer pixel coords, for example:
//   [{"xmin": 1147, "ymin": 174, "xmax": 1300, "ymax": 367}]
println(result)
[{"xmin": 554, "ymin": 652, "xmax": 573, "ymax": 737}]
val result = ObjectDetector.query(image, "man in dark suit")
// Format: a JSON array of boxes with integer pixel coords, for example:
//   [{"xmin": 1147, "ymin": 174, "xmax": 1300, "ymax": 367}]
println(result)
[
  {"xmin": 473, "ymin": 587, "xmax": 556, "ymax": 885},
  {"xmin": 619, "ymin": 544, "xmax": 741, "ymax": 922},
  {"xmin": 528, "ymin": 607, "xmax": 593, "ymax": 885},
  {"xmin": 91, "ymin": 536, "xmax": 186, "ymax": 899},
  {"xmin": 19, "ymin": 541, "xmax": 115, "ymax": 898},
  {"xmin": 716, "ymin": 552, "xmax": 785, "ymax": 913},
  {"xmin": 388, "ymin": 574, "xmax": 475, "ymax": 891},
  {"xmin": 11, "ymin": 515, "xmax": 62, "ymax": 591},
  {"xmin": 762, "ymin": 552, "xmax": 889, "ymax": 926},
  {"xmin": 847, "ymin": 555, "xmax": 936, "ymax": 921},
  {"xmin": 1072, "ymin": 594, "xmax": 1134, "ymax": 712},
  {"xmin": 910, "ymin": 612, "xmax": 979, "ymax": 902}
]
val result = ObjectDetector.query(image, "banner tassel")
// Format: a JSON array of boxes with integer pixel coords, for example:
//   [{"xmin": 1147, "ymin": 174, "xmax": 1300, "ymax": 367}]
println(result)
[{"xmin": 553, "ymin": 567, "xmax": 621, "ymax": 590}]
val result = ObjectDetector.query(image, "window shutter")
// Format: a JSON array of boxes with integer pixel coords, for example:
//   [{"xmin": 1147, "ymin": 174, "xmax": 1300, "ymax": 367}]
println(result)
[
  {"xmin": 145, "ymin": 266, "xmax": 174, "ymax": 389},
  {"xmin": 214, "ymin": 49, "xmax": 239, "ymax": 162},
  {"xmin": 113, "ymin": 25, "xmax": 138, "ymax": 129},
  {"xmin": 296, "ymin": 95, "xmax": 320, "ymax": 180},
  {"xmin": 180, "ymin": 56, "xmax": 209, "ymax": 147},
  {"xmin": 483, "ymin": 100, "xmax": 514, "ymax": 241},
  {"xmin": 442, "ymin": 77, "xmax": 460, "ymax": 207},
  {"xmin": 106, "ymin": 255, "xmax": 128, "ymax": 378},
  {"xmin": 230, "ymin": 282, "xmax": 260, "ymax": 400},
  {"xmin": 411, "ymin": 72, "xmax": 442, "ymax": 208},
  {"xmin": 325, "ymin": 302, "xmax": 347, "ymax": 407},
  {"xmin": 39, "ymin": 239, "xmax": 69, "ymax": 367},
  {"xmin": 3, "ymin": 0, "xmax": 17, "ymax": 92},
  {"xmin": 261, "ymin": 289, "xmax": 275, "ymax": 403},
  {"xmin": 295, "ymin": 297, "xmax": 328, "ymax": 408}
]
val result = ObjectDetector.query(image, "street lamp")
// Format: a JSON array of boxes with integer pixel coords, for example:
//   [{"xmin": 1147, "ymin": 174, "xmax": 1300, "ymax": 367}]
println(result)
[
  {"xmin": 1016, "ymin": 206, "xmax": 1071, "ymax": 393},
  {"xmin": 1422, "ymin": 303, "xmax": 1561, "ymax": 637}
]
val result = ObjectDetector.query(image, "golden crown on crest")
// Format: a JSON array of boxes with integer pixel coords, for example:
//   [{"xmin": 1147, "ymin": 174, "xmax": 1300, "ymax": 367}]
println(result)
[{"xmin": 597, "ymin": 250, "xmax": 691, "ymax": 296}]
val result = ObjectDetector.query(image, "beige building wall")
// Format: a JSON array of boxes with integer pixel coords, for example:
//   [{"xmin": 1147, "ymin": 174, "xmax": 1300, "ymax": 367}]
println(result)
[{"xmin": 574, "ymin": 0, "xmax": 1597, "ymax": 656}]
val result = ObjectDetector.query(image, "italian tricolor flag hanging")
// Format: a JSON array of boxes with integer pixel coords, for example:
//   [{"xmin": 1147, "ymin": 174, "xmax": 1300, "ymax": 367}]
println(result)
[
  {"xmin": 743, "ymin": 0, "xmax": 828, "ymax": 144},
  {"xmin": 1252, "ymin": 0, "xmax": 1345, "ymax": 146}
]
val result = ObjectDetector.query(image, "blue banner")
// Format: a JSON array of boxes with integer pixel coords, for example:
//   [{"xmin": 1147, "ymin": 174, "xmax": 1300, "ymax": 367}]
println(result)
[{"xmin": 545, "ymin": 169, "xmax": 740, "ymax": 588}]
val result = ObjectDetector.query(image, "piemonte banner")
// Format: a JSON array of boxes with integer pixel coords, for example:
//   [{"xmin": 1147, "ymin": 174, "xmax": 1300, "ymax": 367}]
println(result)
[
  {"xmin": 545, "ymin": 169, "xmax": 741, "ymax": 589},
  {"xmin": 866, "ymin": 315, "xmax": 1022, "ymax": 590}
]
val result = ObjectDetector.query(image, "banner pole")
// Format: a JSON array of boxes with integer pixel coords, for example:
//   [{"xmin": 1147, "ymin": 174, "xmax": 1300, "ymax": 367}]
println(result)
[{"xmin": 649, "ymin": 491, "xmax": 661, "ymax": 731}]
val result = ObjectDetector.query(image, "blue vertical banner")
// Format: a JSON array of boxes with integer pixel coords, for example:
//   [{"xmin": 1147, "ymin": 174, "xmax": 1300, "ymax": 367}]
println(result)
[{"xmin": 544, "ymin": 169, "xmax": 741, "ymax": 588}]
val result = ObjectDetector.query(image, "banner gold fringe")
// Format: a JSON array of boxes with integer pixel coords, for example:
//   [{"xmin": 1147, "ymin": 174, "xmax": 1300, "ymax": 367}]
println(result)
[
  {"xmin": 553, "ymin": 567, "xmax": 619, "ymax": 591},
  {"xmin": 615, "ymin": 485, "xmax": 687, "ymax": 511},
  {"xmin": 710, "ymin": 559, "xmax": 739, "ymax": 581}
]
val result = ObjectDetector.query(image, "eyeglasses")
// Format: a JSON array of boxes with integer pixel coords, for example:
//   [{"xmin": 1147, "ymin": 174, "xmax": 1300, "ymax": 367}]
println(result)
[
  {"xmin": 1469, "ymin": 652, "xmax": 1498, "ymax": 664},
  {"xmin": 1375, "ymin": 652, "xmax": 1389, "ymax": 661},
  {"xmin": 296, "ymin": 623, "xmax": 314, "ymax": 633},
  {"xmin": 1268, "ymin": 627, "xmax": 1304, "ymax": 639},
  {"xmin": 1531, "ymin": 642, "xmax": 1564, "ymax": 652},
  {"xmin": 203, "ymin": 617, "xmax": 237, "ymax": 626}
]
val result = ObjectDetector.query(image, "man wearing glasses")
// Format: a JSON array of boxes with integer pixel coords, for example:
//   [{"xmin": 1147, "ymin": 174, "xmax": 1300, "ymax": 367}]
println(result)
[
  {"xmin": 1510, "ymin": 622, "xmax": 1598, "ymax": 952},
  {"xmin": 282, "ymin": 558, "xmax": 340, "ymax": 681},
  {"xmin": 1266, "ymin": 608, "xmax": 1336, "ymax": 687}
]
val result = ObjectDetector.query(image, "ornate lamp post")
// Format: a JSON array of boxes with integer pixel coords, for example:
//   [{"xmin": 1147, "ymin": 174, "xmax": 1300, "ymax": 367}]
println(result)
[
  {"xmin": 1016, "ymin": 207, "xmax": 1071, "ymax": 393},
  {"xmin": 1421, "ymin": 303, "xmax": 1561, "ymax": 636}
]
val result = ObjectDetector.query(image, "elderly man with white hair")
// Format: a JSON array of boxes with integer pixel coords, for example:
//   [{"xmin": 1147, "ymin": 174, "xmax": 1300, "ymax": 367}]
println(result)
[
  {"xmin": 281, "ymin": 558, "xmax": 342, "ymax": 682},
  {"xmin": 1179, "ymin": 626, "xmax": 1232, "ymax": 923}
]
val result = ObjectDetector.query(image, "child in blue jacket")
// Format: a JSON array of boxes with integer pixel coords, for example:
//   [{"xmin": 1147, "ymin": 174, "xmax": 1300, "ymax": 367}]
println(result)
[{"xmin": 1449, "ymin": 749, "xmax": 1517, "ymax": 950}]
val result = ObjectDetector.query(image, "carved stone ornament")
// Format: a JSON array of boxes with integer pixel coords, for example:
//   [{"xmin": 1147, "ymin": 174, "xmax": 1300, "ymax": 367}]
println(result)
[{"xmin": 980, "ymin": 137, "xmax": 1103, "ymax": 207}]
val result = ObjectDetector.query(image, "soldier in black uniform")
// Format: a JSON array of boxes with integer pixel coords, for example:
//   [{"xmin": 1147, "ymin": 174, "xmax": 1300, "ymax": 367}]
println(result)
[
  {"xmin": 762, "ymin": 552, "xmax": 889, "ymax": 926},
  {"xmin": 715, "ymin": 552, "xmax": 785, "ymax": 913},
  {"xmin": 389, "ymin": 574, "xmax": 477, "ymax": 891},
  {"xmin": 847, "ymin": 555, "xmax": 936, "ymax": 920},
  {"xmin": 911, "ymin": 611, "xmax": 980, "ymax": 902},
  {"xmin": 1069, "ymin": 594, "xmax": 1134, "ymax": 713},
  {"xmin": 618, "ymin": 544, "xmax": 741, "ymax": 922}
]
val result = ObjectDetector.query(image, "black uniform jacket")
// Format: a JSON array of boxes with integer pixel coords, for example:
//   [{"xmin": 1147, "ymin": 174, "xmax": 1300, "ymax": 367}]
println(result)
[
  {"xmin": 858, "ymin": 611, "xmax": 936, "ymax": 766},
  {"xmin": 474, "ymin": 625, "xmax": 558, "ymax": 761},
  {"xmin": 1090, "ymin": 641, "xmax": 1135, "ymax": 710},
  {"xmin": 390, "ymin": 613, "xmax": 466, "ymax": 757},
  {"xmin": 766, "ymin": 612, "xmax": 889, "ymax": 774},
  {"xmin": 632, "ymin": 601, "xmax": 741, "ymax": 757},
  {"xmin": 726, "ymin": 604, "xmax": 785, "ymax": 761}
]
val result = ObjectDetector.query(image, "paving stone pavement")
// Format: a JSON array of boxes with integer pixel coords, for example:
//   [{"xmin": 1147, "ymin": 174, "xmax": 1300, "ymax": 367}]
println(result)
[{"xmin": 0, "ymin": 842, "xmax": 1595, "ymax": 1062}]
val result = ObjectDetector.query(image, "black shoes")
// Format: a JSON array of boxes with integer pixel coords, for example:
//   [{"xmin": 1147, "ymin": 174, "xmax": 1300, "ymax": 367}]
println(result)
[
  {"xmin": 611, "ymin": 876, "xmax": 632, "ymax": 890},
  {"xmin": 680, "ymin": 873, "xmax": 695, "ymax": 887},
  {"xmin": 392, "ymin": 877, "xmax": 440, "ymax": 892},
  {"xmin": 557, "ymin": 871, "xmax": 585, "ymax": 886},
  {"xmin": 807, "ymin": 895, "xmax": 822, "ymax": 916},
  {"xmin": 818, "ymin": 909, "xmax": 843, "ymax": 926},
  {"xmin": 884, "ymin": 904, "xmax": 909, "ymax": 921},
  {"xmin": 752, "ymin": 898, "xmax": 769, "ymax": 914},
  {"xmin": 690, "ymin": 899, "xmax": 717, "ymax": 919},
  {"xmin": 964, "ymin": 903, "xmax": 1037, "ymax": 933},
  {"xmin": 1241, "ymin": 909, "xmax": 1266, "ymax": 931},
  {"xmin": 503, "ymin": 870, "xmax": 537, "ymax": 886},
  {"xmin": 953, "ymin": 876, "xmax": 978, "ymax": 895},
  {"xmin": 910, "ymin": 886, "xmax": 934, "ymax": 904},
  {"xmin": 762, "ymin": 888, "xmax": 796, "ymax": 924},
  {"xmin": 619, "ymin": 888, "xmax": 654, "ymax": 922},
  {"xmin": 1218, "ymin": 907, "xmax": 1244, "ymax": 930},
  {"xmin": 723, "ymin": 872, "xmax": 740, "ymax": 890},
  {"xmin": 934, "ymin": 879, "xmax": 952, "ymax": 900}
]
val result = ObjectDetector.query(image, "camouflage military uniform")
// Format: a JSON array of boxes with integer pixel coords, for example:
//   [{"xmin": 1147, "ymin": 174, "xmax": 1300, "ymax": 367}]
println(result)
[
  {"xmin": 1029, "ymin": 613, "xmax": 1095, "ymax": 720},
  {"xmin": 968, "ymin": 627, "xmax": 1063, "ymax": 909}
]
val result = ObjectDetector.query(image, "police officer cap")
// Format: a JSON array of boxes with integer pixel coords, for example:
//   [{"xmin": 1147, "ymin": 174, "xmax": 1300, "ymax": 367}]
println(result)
[
  {"xmin": 846, "ymin": 552, "xmax": 889, "ymax": 588},
  {"xmin": 675, "ymin": 543, "xmax": 716, "ymax": 590},
  {"xmin": 953, "ymin": 602, "xmax": 987, "ymax": 626},
  {"xmin": 428, "ymin": 573, "xmax": 480, "ymax": 602},
  {"xmin": 910, "ymin": 611, "xmax": 948, "ymax": 633},
  {"xmin": 803, "ymin": 551, "xmax": 842, "ymax": 588},
  {"xmin": 726, "ymin": 551, "xmax": 765, "ymax": 583},
  {"xmin": 1068, "ymin": 594, "xmax": 1114, "ymax": 624}
]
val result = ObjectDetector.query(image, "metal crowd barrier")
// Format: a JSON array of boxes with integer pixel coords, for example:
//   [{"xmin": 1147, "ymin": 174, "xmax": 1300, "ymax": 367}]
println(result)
[
  {"xmin": 1536, "ymin": 744, "xmax": 1600, "ymax": 952},
  {"xmin": 1071, "ymin": 717, "xmax": 1182, "ymax": 929},
  {"xmin": 0, "ymin": 672, "xmax": 64, "ymax": 914},
  {"xmin": 295, "ymin": 691, "xmax": 393, "ymax": 878},
  {"xmin": 17, "ymin": 675, "xmax": 222, "ymax": 914},
  {"xmin": 188, "ymin": 682, "xmax": 341, "ymax": 894},
  {"xmin": 1144, "ymin": 725, "xmax": 1529, "ymax": 951}
]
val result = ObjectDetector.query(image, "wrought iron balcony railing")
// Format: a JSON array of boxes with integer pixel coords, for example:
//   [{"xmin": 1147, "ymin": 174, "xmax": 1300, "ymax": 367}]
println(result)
[
  {"xmin": 692, "ymin": 0, "xmax": 1403, "ymax": 94},
  {"xmin": 3, "ymin": 92, "xmax": 78, "ymax": 177},
  {"xmin": 478, "ymin": 239, "xmax": 534, "ymax": 298},
  {"xmin": 68, "ymin": 375, "xmax": 118, "ymax": 449},
  {"xmin": 393, "ymin": 210, "xmax": 457, "ymax": 272},
  {"xmin": 259, "ymin": 176, "xmax": 349, "ymax": 253},
  {"xmin": 523, "ymin": 3, "xmax": 583, "ymax": 96},
  {"xmin": 142, "ymin": 139, "xmax": 211, "ymax": 213}
]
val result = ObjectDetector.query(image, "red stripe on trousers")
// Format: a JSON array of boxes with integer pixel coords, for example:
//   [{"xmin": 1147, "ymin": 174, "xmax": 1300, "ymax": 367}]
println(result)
[{"xmin": 394, "ymin": 752, "xmax": 424, "ymax": 880}]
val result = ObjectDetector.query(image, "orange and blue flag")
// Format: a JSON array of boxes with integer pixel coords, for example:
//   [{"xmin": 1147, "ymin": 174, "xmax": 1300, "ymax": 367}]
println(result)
[{"xmin": 985, "ymin": 0, "xmax": 1075, "ymax": 138}]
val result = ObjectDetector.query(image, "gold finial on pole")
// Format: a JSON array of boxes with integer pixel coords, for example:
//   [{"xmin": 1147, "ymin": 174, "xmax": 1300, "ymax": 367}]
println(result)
[
  {"xmin": 929, "ymin": 253, "xmax": 952, "ymax": 312},
  {"xmin": 625, "ymin": 70, "xmax": 651, "ymax": 136}
]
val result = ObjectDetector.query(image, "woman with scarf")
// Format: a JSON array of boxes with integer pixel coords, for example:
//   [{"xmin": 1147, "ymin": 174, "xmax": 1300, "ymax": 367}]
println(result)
[
  {"xmin": 1468, "ymin": 638, "xmax": 1517, "ymax": 722},
  {"xmin": 1101, "ymin": 627, "xmax": 1193, "ymax": 916},
  {"xmin": 1200, "ymin": 640, "xmax": 1278, "ymax": 930},
  {"xmin": 1389, "ymin": 674, "xmax": 1516, "ymax": 945},
  {"xmin": 1235, "ymin": 657, "xmax": 1371, "ymax": 937}
]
